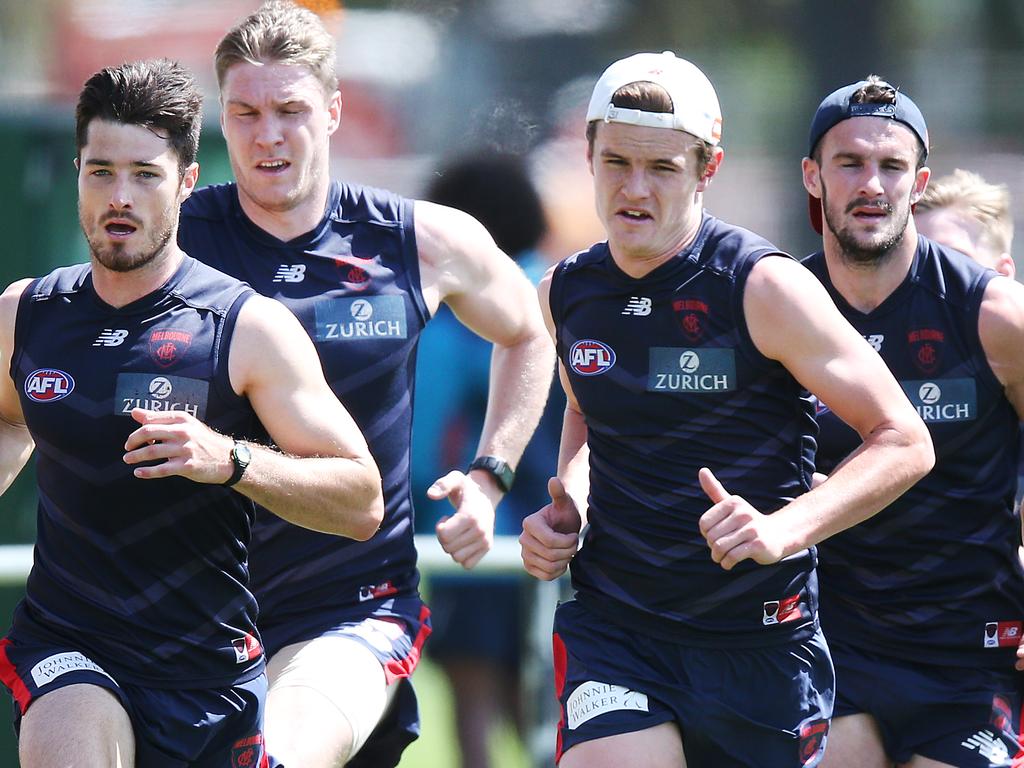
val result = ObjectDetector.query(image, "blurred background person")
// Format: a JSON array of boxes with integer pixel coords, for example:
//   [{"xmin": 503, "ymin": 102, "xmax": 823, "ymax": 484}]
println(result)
[
  {"xmin": 413, "ymin": 151, "xmax": 564, "ymax": 768},
  {"xmin": 916, "ymin": 168, "xmax": 1015, "ymax": 277}
]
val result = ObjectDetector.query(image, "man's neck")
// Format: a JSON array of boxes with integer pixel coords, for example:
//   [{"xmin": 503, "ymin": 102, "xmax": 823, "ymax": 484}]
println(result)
[
  {"xmin": 237, "ymin": 181, "xmax": 330, "ymax": 243},
  {"xmin": 91, "ymin": 247, "xmax": 185, "ymax": 309},
  {"xmin": 823, "ymin": 232, "xmax": 919, "ymax": 314}
]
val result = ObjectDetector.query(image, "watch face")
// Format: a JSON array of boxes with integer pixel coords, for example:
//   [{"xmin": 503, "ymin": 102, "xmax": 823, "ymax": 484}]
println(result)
[{"xmin": 235, "ymin": 443, "xmax": 252, "ymax": 465}]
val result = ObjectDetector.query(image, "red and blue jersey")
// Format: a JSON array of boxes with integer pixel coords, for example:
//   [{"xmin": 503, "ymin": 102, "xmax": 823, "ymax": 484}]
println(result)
[
  {"xmin": 9, "ymin": 257, "xmax": 264, "ymax": 687},
  {"xmin": 550, "ymin": 213, "xmax": 819, "ymax": 646},
  {"xmin": 805, "ymin": 238, "xmax": 1024, "ymax": 668},
  {"xmin": 179, "ymin": 182, "xmax": 428, "ymax": 652}
]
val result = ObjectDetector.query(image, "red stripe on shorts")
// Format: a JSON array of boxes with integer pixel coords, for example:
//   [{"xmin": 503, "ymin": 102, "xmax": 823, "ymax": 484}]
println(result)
[
  {"xmin": 553, "ymin": 631, "xmax": 568, "ymax": 764},
  {"xmin": 0, "ymin": 637, "xmax": 33, "ymax": 714},
  {"xmin": 383, "ymin": 604, "xmax": 433, "ymax": 685}
]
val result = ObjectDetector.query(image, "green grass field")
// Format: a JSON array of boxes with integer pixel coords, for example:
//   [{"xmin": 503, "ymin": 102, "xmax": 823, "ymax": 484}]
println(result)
[{"xmin": 399, "ymin": 658, "xmax": 533, "ymax": 768}]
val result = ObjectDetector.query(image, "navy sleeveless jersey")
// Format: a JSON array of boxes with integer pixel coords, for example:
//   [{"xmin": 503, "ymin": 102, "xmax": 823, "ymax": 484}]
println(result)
[
  {"xmin": 10, "ymin": 257, "xmax": 264, "ymax": 687},
  {"xmin": 550, "ymin": 213, "xmax": 819, "ymax": 646},
  {"xmin": 805, "ymin": 238, "xmax": 1024, "ymax": 668},
  {"xmin": 179, "ymin": 182, "xmax": 428, "ymax": 643}
]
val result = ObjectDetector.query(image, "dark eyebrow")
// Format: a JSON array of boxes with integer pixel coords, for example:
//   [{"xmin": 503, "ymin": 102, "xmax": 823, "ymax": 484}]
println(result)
[{"xmin": 84, "ymin": 159, "xmax": 162, "ymax": 169}]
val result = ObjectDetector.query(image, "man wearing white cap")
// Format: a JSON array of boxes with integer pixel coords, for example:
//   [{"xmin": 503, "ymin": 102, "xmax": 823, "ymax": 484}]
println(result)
[{"xmin": 519, "ymin": 52, "xmax": 934, "ymax": 767}]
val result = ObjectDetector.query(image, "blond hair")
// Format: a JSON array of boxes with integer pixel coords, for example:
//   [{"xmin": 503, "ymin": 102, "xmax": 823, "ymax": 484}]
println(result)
[
  {"xmin": 917, "ymin": 169, "xmax": 1013, "ymax": 255},
  {"xmin": 215, "ymin": 1, "xmax": 337, "ymax": 96}
]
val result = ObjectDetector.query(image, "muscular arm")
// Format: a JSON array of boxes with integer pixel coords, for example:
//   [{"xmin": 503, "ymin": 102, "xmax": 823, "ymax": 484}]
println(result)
[
  {"xmin": 417, "ymin": 201, "xmax": 556, "ymax": 567},
  {"xmin": 702, "ymin": 256, "xmax": 934, "ymax": 568},
  {"xmin": 521, "ymin": 269, "xmax": 586, "ymax": 579},
  {"xmin": 125, "ymin": 296, "xmax": 383, "ymax": 539},
  {"xmin": 0, "ymin": 280, "xmax": 35, "ymax": 495},
  {"xmin": 978, "ymin": 275, "xmax": 1024, "ymax": 419},
  {"xmin": 417, "ymin": 200, "xmax": 555, "ymax": 499}
]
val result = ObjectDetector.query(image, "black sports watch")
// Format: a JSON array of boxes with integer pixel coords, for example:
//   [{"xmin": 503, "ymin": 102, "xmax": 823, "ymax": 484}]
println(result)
[
  {"xmin": 468, "ymin": 455, "xmax": 515, "ymax": 494},
  {"xmin": 224, "ymin": 440, "xmax": 252, "ymax": 487}
]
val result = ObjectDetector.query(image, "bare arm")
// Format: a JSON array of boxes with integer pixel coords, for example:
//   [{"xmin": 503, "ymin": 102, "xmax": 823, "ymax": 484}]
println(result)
[
  {"xmin": 417, "ymin": 201, "xmax": 556, "ymax": 565},
  {"xmin": 0, "ymin": 280, "xmax": 35, "ymax": 494},
  {"xmin": 978, "ymin": 275, "xmax": 1024, "ymax": 419},
  {"xmin": 124, "ymin": 296, "xmax": 383, "ymax": 540},
  {"xmin": 700, "ymin": 256, "xmax": 934, "ymax": 569},
  {"xmin": 521, "ymin": 268, "xmax": 588, "ymax": 579}
]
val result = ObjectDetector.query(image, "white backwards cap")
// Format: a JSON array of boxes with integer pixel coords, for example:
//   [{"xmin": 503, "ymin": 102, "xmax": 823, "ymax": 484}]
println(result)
[{"xmin": 585, "ymin": 51, "xmax": 722, "ymax": 145}]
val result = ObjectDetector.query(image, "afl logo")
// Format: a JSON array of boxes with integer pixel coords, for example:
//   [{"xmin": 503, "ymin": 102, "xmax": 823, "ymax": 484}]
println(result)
[
  {"xmin": 569, "ymin": 340, "xmax": 616, "ymax": 376},
  {"xmin": 25, "ymin": 369, "xmax": 75, "ymax": 402},
  {"xmin": 350, "ymin": 299, "xmax": 373, "ymax": 321}
]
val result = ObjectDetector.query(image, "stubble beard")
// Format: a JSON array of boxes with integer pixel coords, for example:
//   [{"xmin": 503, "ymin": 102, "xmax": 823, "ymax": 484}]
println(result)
[
  {"xmin": 81, "ymin": 207, "xmax": 176, "ymax": 274},
  {"xmin": 822, "ymin": 181, "xmax": 909, "ymax": 270}
]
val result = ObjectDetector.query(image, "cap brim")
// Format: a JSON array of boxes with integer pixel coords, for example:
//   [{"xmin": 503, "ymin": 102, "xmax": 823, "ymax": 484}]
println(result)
[{"xmin": 808, "ymin": 193, "xmax": 823, "ymax": 235}]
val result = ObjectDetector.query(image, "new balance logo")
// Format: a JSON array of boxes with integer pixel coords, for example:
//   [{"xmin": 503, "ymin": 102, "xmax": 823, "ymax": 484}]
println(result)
[
  {"xmin": 622, "ymin": 297, "xmax": 652, "ymax": 316},
  {"xmin": 273, "ymin": 264, "xmax": 306, "ymax": 283},
  {"xmin": 864, "ymin": 333, "xmax": 884, "ymax": 352},
  {"xmin": 93, "ymin": 329, "xmax": 128, "ymax": 347}
]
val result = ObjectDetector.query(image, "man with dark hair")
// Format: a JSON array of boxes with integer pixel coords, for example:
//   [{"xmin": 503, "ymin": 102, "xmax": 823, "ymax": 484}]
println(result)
[
  {"xmin": 802, "ymin": 77, "xmax": 1024, "ymax": 768},
  {"xmin": 0, "ymin": 58, "xmax": 383, "ymax": 767},
  {"xmin": 177, "ymin": 2, "xmax": 554, "ymax": 766},
  {"xmin": 519, "ymin": 52, "xmax": 934, "ymax": 768}
]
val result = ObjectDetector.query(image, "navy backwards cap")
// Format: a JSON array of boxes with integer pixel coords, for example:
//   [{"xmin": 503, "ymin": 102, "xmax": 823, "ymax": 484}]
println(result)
[{"xmin": 806, "ymin": 79, "xmax": 929, "ymax": 234}]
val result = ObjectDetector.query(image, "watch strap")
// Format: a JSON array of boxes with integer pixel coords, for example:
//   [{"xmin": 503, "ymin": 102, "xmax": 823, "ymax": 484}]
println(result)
[{"xmin": 468, "ymin": 455, "xmax": 515, "ymax": 493}]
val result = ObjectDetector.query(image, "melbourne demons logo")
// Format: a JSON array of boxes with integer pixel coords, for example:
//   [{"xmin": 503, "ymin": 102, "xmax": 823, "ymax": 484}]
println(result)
[
  {"xmin": 907, "ymin": 328, "xmax": 944, "ymax": 375},
  {"xmin": 334, "ymin": 257, "xmax": 374, "ymax": 291},
  {"xmin": 230, "ymin": 734, "xmax": 265, "ymax": 768},
  {"xmin": 569, "ymin": 340, "xmax": 615, "ymax": 376},
  {"xmin": 672, "ymin": 298, "xmax": 709, "ymax": 342},
  {"xmin": 149, "ymin": 329, "xmax": 193, "ymax": 368},
  {"xmin": 24, "ymin": 369, "xmax": 75, "ymax": 402}
]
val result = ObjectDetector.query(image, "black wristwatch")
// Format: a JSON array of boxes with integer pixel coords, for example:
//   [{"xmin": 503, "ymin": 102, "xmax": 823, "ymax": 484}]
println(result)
[
  {"xmin": 224, "ymin": 440, "xmax": 252, "ymax": 487},
  {"xmin": 468, "ymin": 455, "xmax": 515, "ymax": 494}
]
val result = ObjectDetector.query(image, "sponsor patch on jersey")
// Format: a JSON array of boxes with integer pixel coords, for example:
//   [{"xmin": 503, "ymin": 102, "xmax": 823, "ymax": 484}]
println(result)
[
  {"xmin": 763, "ymin": 594, "xmax": 804, "ymax": 626},
  {"xmin": 148, "ymin": 328, "xmax": 193, "ymax": 368},
  {"xmin": 799, "ymin": 719, "xmax": 829, "ymax": 766},
  {"xmin": 359, "ymin": 580, "xmax": 399, "ymax": 602},
  {"xmin": 24, "ymin": 369, "xmax": 75, "ymax": 403},
  {"xmin": 568, "ymin": 340, "xmax": 616, "ymax": 376},
  {"xmin": 647, "ymin": 347, "xmax": 735, "ymax": 393},
  {"xmin": 672, "ymin": 297, "xmax": 709, "ymax": 342},
  {"xmin": 232, "ymin": 632, "xmax": 263, "ymax": 664},
  {"xmin": 115, "ymin": 373, "xmax": 209, "ymax": 420},
  {"xmin": 231, "ymin": 733, "xmax": 264, "ymax": 768},
  {"xmin": 566, "ymin": 680, "xmax": 649, "ymax": 730},
  {"xmin": 31, "ymin": 651, "xmax": 115, "ymax": 688},
  {"xmin": 900, "ymin": 378, "xmax": 976, "ymax": 423},
  {"xmin": 314, "ymin": 295, "xmax": 407, "ymax": 341},
  {"xmin": 983, "ymin": 620, "xmax": 1022, "ymax": 648},
  {"xmin": 907, "ymin": 327, "xmax": 944, "ymax": 374}
]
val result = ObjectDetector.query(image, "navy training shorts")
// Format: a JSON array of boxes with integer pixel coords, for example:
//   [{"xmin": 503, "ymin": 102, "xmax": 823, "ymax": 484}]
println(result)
[{"xmin": 552, "ymin": 598, "xmax": 834, "ymax": 767}]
